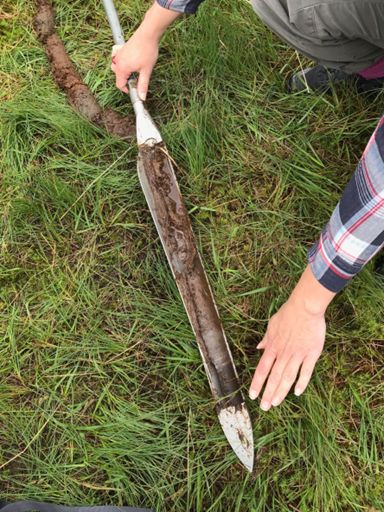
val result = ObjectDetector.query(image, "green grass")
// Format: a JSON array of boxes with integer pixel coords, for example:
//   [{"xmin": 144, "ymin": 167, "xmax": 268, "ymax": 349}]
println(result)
[{"xmin": 1, "ymin": 0, "xmax": 384, "ymax": 510}]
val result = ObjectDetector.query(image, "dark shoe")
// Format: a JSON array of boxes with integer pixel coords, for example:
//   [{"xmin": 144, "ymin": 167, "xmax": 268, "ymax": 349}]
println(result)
[
  {"xmin": 354, "ymin": 75, "xmax": 384, "ymax": 94},
  {"xmin": 287, "ymin": 65, "xmax": 352, "ymax": 93},
  {"xmin": 288, "ymin": 65, "xmax": 384, "ymax": 95}
]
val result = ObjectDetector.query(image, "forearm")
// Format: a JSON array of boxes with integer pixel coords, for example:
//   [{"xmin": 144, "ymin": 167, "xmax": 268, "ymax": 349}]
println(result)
[
  {"xmin": 308, "ymin": 115, "xmax": 384, "ymax": 293},
  {"xmin": 138, "ymin": 2, "xmax": 181, "ymax": 42}
]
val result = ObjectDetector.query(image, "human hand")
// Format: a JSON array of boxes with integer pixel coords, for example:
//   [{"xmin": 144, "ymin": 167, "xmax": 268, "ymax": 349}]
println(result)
[
  {"xmin": 110, "ymin": 2, "xmax": 180, "ymax": 99},
  {"xmin": 249, "ymin": 299, "xmax": 326, "ymax": 410},
  {"xmin": 248, "ymin": 265, "xmax": 334, "ymax": 410},
  {"xmin": 111, "ymin": 30, "xmax": 159, "ymax": 99}
]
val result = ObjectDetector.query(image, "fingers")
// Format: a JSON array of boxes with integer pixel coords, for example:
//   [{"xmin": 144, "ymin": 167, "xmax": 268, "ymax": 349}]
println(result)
[
  {"xmin": 249, "ymin": 342, "xmax": 275, "ymax": 401},
  {"xmin": 294, "ymin": 354, "xmax": 318, "ymax": 397},
  {"xmin": 250, "ymin": 354, "xmax": 318, "ymax": 411},
  {"xmin": 256, "ymin": 337, "xmax": 267, "ymax": 350},
  {"xmin": 137, "ymin": 67, "xmax": 152, "ymax": 101},
  {"xmin": 270, "ymin": 355, "xmax": 303, "ymax": 407},
  {"xmin": 115, "ymin": 67, "xmax": 130, "ymax": 94},
  {"xmin": 259, "ymin": 355, "xmax": 290, "ymax": 411},
  {"xmin": 111, "ymin": 63, "xmax": 152, "ymax": 99},
  {"xmin": 110, "ymin": 41, "xmax": 156, "ymax": 98},
  {"xmin": 110, "ymin": 46, "xmax": 130, "ymax": 94}
]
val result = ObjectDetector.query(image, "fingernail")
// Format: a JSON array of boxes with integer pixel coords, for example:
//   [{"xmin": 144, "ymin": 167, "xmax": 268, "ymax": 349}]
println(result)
[
  {"xmin": 139, "ymin": 93, "xmax": 146, "ymax": 101},
  {"xmin": 294, "ymin": 387, "xmax": 302, "ymax": 397},
  {"xmin": 249, "ymin": 389, "xmax": 257, "ymax": 400},
  {"xmin": 260, "ymin": 401, "xmax": 270, "ymax": 411},
  {"xmin": 271, "ymin": 397, "xmax": 280, "ymax": 407}
]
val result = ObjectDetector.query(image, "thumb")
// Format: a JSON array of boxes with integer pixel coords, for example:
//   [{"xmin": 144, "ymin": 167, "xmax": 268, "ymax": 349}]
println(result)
[{"xmin": 137, "ymin": 67, "xmax": 152, "ymax": 101}]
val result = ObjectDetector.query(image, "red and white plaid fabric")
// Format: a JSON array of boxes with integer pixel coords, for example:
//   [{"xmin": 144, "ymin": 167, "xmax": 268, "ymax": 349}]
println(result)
[{"xmin": 309, "ymin": 116, "xmax": 384, "ymax": 291}]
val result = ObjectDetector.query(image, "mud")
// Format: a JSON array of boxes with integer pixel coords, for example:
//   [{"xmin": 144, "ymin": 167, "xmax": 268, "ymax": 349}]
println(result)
[
  {"xmin": 138, "ymin": 143, "xmax": 243, "ymax": 410},
  {"xmin": 34, "ymin": 0, "xmax": 134, "ymax": 139}
]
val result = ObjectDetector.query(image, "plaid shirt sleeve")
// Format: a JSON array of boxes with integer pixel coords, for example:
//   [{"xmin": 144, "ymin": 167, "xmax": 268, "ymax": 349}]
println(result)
[
  {"xmin": 156, "ymin": 0, "xmax": 205, "ymax": 14},
  {"xmin": 308, "ymin": 115, "xmax": 384, "ymax": 293}
]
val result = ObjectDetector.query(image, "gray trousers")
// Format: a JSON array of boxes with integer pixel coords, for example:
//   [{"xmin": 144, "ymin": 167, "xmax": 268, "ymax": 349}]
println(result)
[{"xmin": 251, "ymin": 0, "xmax": 384, "ymax": 73}]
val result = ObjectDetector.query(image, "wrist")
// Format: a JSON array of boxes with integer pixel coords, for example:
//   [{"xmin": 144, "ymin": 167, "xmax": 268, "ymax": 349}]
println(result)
[
  {"xmin": 138, "ymin": 2, "xmax": 180, "ymax": 42},
  {"xmin": 288, "ymin": 265, "xmax": 336, "ymax": 316},
  {"xmin": 137, "ymin": 18, "xmax": 163, "ymax": 43}
]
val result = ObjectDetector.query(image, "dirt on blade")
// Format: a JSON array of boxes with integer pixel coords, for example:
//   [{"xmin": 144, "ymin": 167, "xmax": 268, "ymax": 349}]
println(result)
[
  {"xmin": 138, "ymin": 143, "xmax": 243, "ymax": 412},
  {"xmin": 34, "ymin": 0, "xmax": 134, "ymax": 139}
]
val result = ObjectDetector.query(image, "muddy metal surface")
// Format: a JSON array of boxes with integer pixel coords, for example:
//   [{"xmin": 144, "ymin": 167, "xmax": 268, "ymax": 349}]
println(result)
[
  {"xmin": 138, "ymin": 143, "xmax": 243, "ymax": 411},
  {"xmin": 34, "ymin": 0, "xmax": 134, "ymax": 139}
]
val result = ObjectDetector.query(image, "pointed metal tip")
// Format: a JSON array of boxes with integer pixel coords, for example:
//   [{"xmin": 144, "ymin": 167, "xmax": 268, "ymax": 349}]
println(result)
[{"xmin": 218, "ymin": 402, "xmax": 254, "ymax": 472}]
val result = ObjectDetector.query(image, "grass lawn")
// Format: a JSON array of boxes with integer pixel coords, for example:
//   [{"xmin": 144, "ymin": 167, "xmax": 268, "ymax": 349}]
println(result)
[{"xmin": 1, "ymin": 0, "xmax": 384, "ymax": 510}]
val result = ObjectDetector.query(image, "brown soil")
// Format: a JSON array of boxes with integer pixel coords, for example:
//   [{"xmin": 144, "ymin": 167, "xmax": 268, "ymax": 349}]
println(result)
[
  {"xmin": 34, "ymin": 0, "xmax": 134, "ymax": 139},
  {"xmin": 138, "ymin": 143, "xmax": 243, "ymax": 411}
]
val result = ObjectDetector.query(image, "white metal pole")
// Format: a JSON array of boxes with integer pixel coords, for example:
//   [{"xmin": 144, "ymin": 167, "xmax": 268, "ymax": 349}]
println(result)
[{"xmin": 102, "ymin": 0, "xmax": 125, "ymax": 46}]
